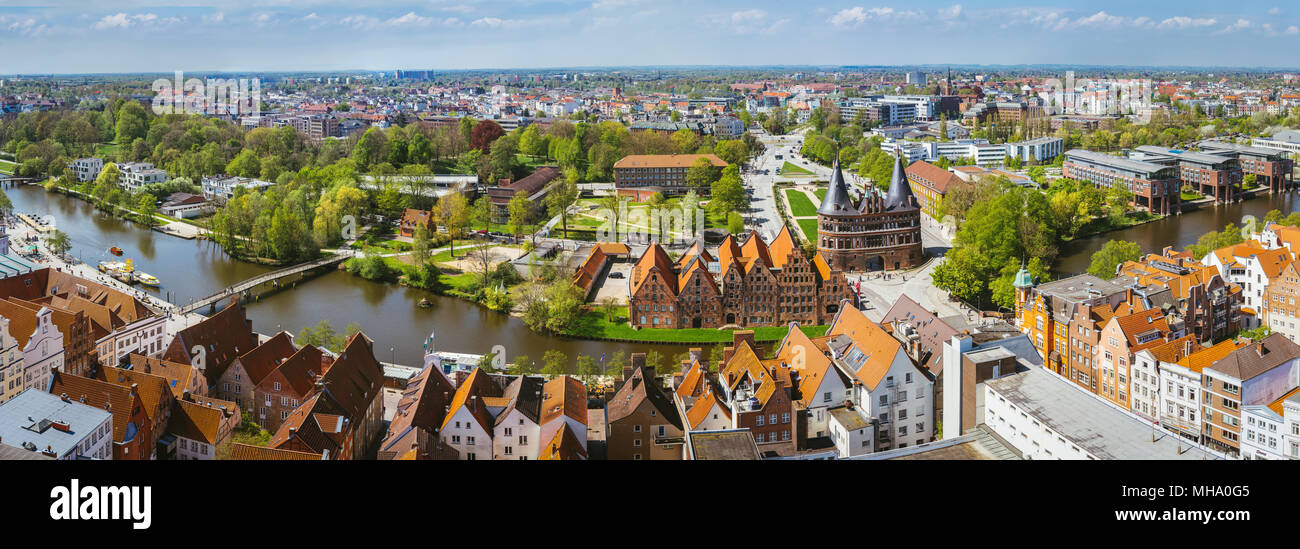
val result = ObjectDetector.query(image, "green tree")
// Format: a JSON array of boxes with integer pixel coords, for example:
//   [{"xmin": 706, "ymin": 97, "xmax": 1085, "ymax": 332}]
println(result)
[
  {"xmin": 47, "ymin": 229, "xmax": 73, "ymax": 257},
  {"xmin": 545, "ymin": 179, "xmax": 579, "ymax": 239},
  {"xmin": 710, "ymin": 165, "xmax": 747, "ymax": 214},
  {"xmin": 727, "ymin": 211, "xmax": 745, "ymax": 235},
  {"xmin": 136, "ymin": 194, "xmax": 157, "ymax": 227},
  {"xmin": 1087, "ymin": 240, "xmax": 1142, "ymax": 278},
  {"xmin": 542, "ymin": 350, "xmax": 570, "ymax": 377},
  {"xmin": 508, "ymin": 190, "xmax": 531, "ymax": 240},
  {"xmin": 685, "ymin": 157, "xmax": 721, "ymax": 194}
]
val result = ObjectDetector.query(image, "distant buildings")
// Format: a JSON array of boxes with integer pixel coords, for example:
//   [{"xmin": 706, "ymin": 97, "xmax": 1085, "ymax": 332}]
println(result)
[
  {"xmin": 1130, "ymin": 145, "xmax": 1242, "ymax": 205},
  {"xmin": 159, "ymin": 192, "xmax": 214, "ymax": 219}
]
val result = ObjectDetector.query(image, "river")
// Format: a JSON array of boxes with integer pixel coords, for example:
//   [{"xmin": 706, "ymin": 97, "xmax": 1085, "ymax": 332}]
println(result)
[
  {"xmin": 6, "ymin": 184, "xmax": 699, "ymax": 366},
  {"xmin": 1055, "ymin": 191, "xmax": 1300, "ymax": 275}
]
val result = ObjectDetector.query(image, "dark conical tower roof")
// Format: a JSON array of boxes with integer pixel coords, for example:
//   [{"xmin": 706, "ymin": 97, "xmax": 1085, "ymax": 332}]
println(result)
[
  {"xmin": 817, "ymin": 159, "xmax": 859, "ymax": 216},
  {"xmin": 884, "ymin": 153, "xmax": 918, "ymax": 211}
]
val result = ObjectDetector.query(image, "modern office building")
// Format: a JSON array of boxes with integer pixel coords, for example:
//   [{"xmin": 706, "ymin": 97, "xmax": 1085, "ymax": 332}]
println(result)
[{"xmin": 1062, "ymin": 149, "xmax": 1180, "ymax": 215}]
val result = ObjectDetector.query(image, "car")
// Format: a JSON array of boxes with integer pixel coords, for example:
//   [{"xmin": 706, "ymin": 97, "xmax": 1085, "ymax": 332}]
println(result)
[
  {"xmin": 476, "ymin": 229, "xmax": 488, "ymax": 235},
  {"xmin": 608, "ymin": 271, "xmax": 625, "ymax": 279}
]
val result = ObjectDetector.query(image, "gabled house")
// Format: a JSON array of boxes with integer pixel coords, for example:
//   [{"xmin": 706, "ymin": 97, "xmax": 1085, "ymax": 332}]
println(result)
[
  {"xmin": 378, "ymin": 365, "xmax": 456, "ymax": 460},
  {"xmin": 717, "ymin": 333, "xmax": 796, "ymax": 454},
  {"xmin": 492, "ymin": 375, "xmax": 545, "ymax": 459},
  {"xmin": 773, "ymin": 323, "xmax": 851, "ymax": 443},
  {"xmin": 163, "ymin": 297, "xmax": 258, "ymax": 383},
  {"xmin": 96, "ymin": 365, "xmax": 176, "ymax": 460},
  {"xmin": 252, "ymin": 343, "xmax": 328, "ymax": 433},
  {"xmin": 129, "ymin": 354, "xmax": 207, "ymax": 400},
  {"xmin": 440, "ymin": 367, "xmax": 503, "ymax": 460},
  {"xmin": 537, "ymin": 376, "xmax": 588, "ymax": 460},
  {"xmin": 47, "ymin": 370, "xmax": 148, "ymax": 460},
  {"xmin": 606, "ymin": 354, "xmax": 684, "ymax": 460},
  {"xmin": 825, "ymin": 300, "xmax": 934, "ymax": 451},
  {"xmin": 267, "ymin": 333, "xmax": 385, "ymax": 460},
  {"xmin": 215, "ymin": 331, "xmax": 297, "ymax": 409}
]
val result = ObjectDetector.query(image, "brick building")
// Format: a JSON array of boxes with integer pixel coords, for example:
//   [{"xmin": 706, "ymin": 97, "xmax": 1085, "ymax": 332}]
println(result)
[
  {"xmin": 613, "ymin": 154, "xmax": 727, "ymax": 197},
  {"xmin": 628, "ymin": 226, "xmax": 852, "ymax": 330},
  {"xmin": 1062, "ymin": 149, "xmax": 1180, "ymax": 215},
  {"xmin": 903, "ymin": 159, "xmax": 960, "ymax": 218},
  {"xmin": 816, "ymin": 155, "xmax": 924, "ymax": 272}
]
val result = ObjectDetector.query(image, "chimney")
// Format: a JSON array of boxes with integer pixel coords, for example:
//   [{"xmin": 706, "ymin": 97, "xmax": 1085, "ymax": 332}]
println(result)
[
  {"xmin": 733, "ymin": 330, "xmax": 756, "ymax": 352},
  {"xmin": 1185, "ymin": 340, "xmax": 1194, "ymax": 356},
  {"xmin": 723, "ymin": 346, "xmax": 736, "ymax": 364},
  {"xmin": 688, "ymin": 347, "xmax": 703, "ymax": 364}
]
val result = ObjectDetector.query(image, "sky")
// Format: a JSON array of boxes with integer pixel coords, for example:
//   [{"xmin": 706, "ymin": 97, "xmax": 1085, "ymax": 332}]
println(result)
[{"xmin": 1, "ymin": 1, "xmax": 1299, "ymax": 74}]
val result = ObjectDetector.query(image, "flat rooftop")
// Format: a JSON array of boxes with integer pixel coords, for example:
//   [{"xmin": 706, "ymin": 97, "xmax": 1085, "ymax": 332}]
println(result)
[
  {"xmin": 1064, "ymin": 149, "xmax": 1170, "ymax": 176},
  {"xmin": 1200, "ymin": 140, "xmax": 1288, "ymax": 158},
  {"xmin": 986, "ymin": 367, "xmax": 1214, "ymax": 460},
  {"xmin": 1132, "ymin": 145, "xmax": 1232, "ymax": 166},
  {"xmin": 1035, "ymin": 273, "xmax": 1127, "ymax": 301},
  {"xmin": 688, "ymin": 430, "xmax": 761, "ymax": 460},
  {"xmin": 0, "ymin": 390, "xmax": 112, "ymax": 459}
]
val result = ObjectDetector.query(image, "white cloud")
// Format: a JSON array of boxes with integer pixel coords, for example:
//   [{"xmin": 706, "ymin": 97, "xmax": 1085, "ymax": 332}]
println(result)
[
  {"xmin": 592, "ymin": 0, "xmax": 646, "ymax": 9},
  {"xmin": 828, "ymin": 7, "xmax": 918, "ymax": 29},
  {"xmin": 939, "ymin": 4, "xmax": 963, "ymax": 20},
  {"xmin": 1157, "ymin": 16, "xmax": 1217, "ymax": 30},
  {"xmin": 1215, "ymin": 18, "xmax": 1252, "ymax": 34},
  {"xmin": 1268, "ymin": 7, "xmax": 1282, "ymax": 15},
  {"xmin": 1287, "ymin": 25, "xmax": 1299, "ymax": 35},
  {"xmin": 93, "ymin": 13, "xmax": 163, "ymax": 30},
  {"xmin": 731, "ymin": 9, "xmax": 766, "ymax": 24},
  {"xmin": 3, "ymin": 17, "xmax": 49, "ymax": 37},
  {"xmin": 202, "ymin": 12, "xmax": 225, "ymax": 24},
  {"xmin": 388, "ymin": 12, "xmax": 433, "ymax": 26}
]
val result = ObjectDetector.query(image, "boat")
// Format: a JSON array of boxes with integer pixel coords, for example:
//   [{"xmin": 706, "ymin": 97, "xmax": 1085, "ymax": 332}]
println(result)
[
  {"xmin": 109, "ymin": 246, "xmax": 123, "ymax": 256},
  {"xmin": 113, "ymin": 271, "xmax": 136, "ymax": 284},
  {"xmin": 98, "ymin": 260, "xmax": 128, "ymax": 274},
  {"xmin": 133, "ymin": 272, "xmax": 160, "ymax": 287}
]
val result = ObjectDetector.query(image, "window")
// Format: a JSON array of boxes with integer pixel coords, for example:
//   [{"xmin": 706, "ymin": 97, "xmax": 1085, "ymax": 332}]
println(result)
[
  {"xmin": 519, "ymin": 435, "xmax": 528, "ymax": 444},
  {"xmin": 823, "ymin": 391, "xmax": 832, "ymax": 403},
  {"xmin": 274, "ymin": 382, "xmax": 281, "ymax": 391},
  {"xmin": 756, "ymin": 415, "xmax": 765, "ymax": 426},
  {"xmin": 467, "ymin": 436, "xmax": 476, "ymax": 445},
  {"xmin": 634, "ymin": 424, "xmax": 641, "ymax": 433},
  {"xmin": 782, "ymin": 412, "xmax": 790, "ymax": 424}
]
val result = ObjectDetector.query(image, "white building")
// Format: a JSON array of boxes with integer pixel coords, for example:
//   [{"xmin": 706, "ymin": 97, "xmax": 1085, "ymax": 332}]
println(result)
[
  {"xmin": 201, "ymin": 175, "xmax": 275, "ymax": 203},
  {"xmin": 117, "ymin": 162, "xmax": 167, "ymax": 192},
  {"xmin": 773, "ymin": 327, "xmax": 850, "ymax": 440},
  {"xmin": 1284, "ymin": 393, "xmax": 1300, "ymax": 459},
  {"xmin": 95, "ymin": 315, "xmax": 169, "ymax": 367},
  {"xmin": 1006, "ymin": 137, "xmax": 1064, "ymax": 162},
  {"xmin": 0, "ymin": 390, "xmax": 114, "ymax": 460},
  {"xmin": 68, "ymin": 158, "xmax": 103, "ymax": 182},
  {"xmin": 826, "ymin": 304, "xmax": 934, "ymax": 451},
  {"xmin": 1241, "ymin": 403, "xmax": 1289, "ymax": 460},
  {"xmin": 827, "ymin": 405, "xmax": 874, "ymax": 457},
  {"xmin": 1202, "ymin": 243, "xmax": 1291, "ymax": 329},
  {"xmin": 490, "ymin": 376, "xmax": 543, "ymax": 460},
  {"xmin": 0, "ymin": 316, "xmax": 25, "ymax": 404},
  {"xmin": 984, "ymin": 366, "xmax": 1214, "ymax": 460},
  {"xmin": 16, "ymin": 307, "xmax": 64, "ymax": 394}
]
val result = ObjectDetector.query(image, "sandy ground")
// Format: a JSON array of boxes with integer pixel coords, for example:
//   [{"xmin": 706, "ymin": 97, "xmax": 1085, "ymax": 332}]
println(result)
[{"xmin": 438, "ymin": 246, "xmax": 521, "ymax": 271}]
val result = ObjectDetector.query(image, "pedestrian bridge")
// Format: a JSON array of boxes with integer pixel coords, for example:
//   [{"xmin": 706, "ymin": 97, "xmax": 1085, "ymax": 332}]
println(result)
[{"xmin": 176, "ymin": 252, "xmax": 352, "ymax": 315}]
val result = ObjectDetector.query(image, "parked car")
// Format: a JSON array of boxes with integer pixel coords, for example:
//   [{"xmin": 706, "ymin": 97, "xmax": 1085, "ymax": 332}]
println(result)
[{"xmin": 608, "ymin": 271, "xmax": 625, "ymax": 279}]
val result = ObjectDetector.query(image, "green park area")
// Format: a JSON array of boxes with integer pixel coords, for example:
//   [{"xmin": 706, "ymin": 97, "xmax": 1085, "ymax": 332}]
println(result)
[
  {"xmin": 797, "ymin": 218, "xmax": 819, "ymax": 243},
  {"xmin": 781, "ymin": 161, "xmax": 813, "ymax": 176},
  {"xmin": 563, "ymin": 306, "xmax": 829, "ymax": 343},
  {"xmin": 784, "ymin": 188, "xmax": 819, "ymax": 217}
]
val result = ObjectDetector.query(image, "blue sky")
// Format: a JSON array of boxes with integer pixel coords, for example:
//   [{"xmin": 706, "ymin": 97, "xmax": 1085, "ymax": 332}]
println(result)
[{"xmin": 1, "ymin": 1, "xmax": 1298, "ymax": 73}]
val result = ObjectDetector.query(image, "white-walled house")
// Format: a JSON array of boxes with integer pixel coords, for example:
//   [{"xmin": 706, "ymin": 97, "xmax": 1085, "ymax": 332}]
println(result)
[
  {"xmin": 0, "ymin": 317, "xmax": 25, "ymax": 404},
  {"xmin": 774, "ymin": 324, "xmax": 850, "ymax": 440},
  {"xmin": 491, "ymin": 376, "xmax": 543, "ymax": 460},
  {"xmin": 14, "ymin": 306, "xmax": 65, "ymax": 394},
  {"xmin": 826, "ymin": 303, "xmax": 934, "ymax": 451},
  {"xmin": 1203, "ymin": 243, "xmax": 1291, "ymax": 329},
  {"xmin": 1241, "ymin": 403, "xmax": 1289, "ymax": 460},
  {"xmin": 439, "ymin": 369, "xmax": 499, "ymax": 460},
  {"xmin": 827, "ymin": 405, "xmax": 874, "ymax": 457}
]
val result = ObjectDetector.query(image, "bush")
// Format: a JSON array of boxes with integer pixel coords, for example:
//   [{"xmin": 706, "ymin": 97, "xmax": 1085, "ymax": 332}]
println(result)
[{"xmin": 347, "ymin": 255, "xmax": 395, "ymax": 282}]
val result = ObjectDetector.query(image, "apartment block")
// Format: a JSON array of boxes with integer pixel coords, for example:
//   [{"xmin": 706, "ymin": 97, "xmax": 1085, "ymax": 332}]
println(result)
[{"xmin": 1062, "ymin": 149, "xmax": 1180, "ymax": 215}]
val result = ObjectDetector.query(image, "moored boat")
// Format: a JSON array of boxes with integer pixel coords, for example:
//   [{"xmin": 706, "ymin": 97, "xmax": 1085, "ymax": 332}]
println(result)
[{"xmin": 134, "ymin": 272, "xmax": 160, "ymax": 287}]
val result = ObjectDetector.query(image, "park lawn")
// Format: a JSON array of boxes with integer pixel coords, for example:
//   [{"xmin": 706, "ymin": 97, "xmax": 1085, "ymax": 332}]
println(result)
[
  {"xmin": 781, "ymin": 161, "xmax": 814, "ymax": 176},
  {"xmin": 1181, "ymin": 191, "xmax": 1203, "ymax": 201},
  {"xmin": 95, "ymin": 142, "xmax": 121, "ymax": 157},
  {"xmin": 797, "ymin": 218, "xmax": 819, "ymax": 243},
  {"xmin": 565, "ymin": 307, "xmax": 828, "ymax": 343},
  {"xmin": 814, "ymin": 188, "xmax": 827, "ymax": 201},
  {"xmin": 784, "ymin": 188, "xmax": 819, "ymax": 217}
]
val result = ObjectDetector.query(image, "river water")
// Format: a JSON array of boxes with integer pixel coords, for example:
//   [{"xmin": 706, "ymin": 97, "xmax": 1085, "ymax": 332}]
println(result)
[
  {"xmin": 6, "ymin": 184, "xmax": 696, "ymax": 366},
  {"xmin": 1055, "ymin": 191, "xmax": 1300, "ymax": 275}
]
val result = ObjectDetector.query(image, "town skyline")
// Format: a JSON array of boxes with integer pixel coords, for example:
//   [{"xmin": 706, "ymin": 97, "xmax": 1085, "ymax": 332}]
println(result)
[{"xmin": 2, "ymin": 1, "xmax": 1300, "ymax": 73}]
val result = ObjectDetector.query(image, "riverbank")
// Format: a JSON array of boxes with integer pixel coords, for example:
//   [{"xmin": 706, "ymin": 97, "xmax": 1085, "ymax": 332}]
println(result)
[{"xmin": 561, "ymin": 307, "xmax": 829, "ymax": 344}]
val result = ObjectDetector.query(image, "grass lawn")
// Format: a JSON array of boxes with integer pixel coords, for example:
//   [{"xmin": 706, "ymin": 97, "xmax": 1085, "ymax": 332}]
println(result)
[
  {"xmin": 784, "ymin": 188, "xmax": 818, "ymax": 217},
  {"xmin": 781, "ymin": 161, "xmax": 814, "ymax": 176},
  {"xmin": 814, "ymin": 188, "xmax": 827, "ymax": 202},
  {"xmin": 797, "ymin": 218, "xmax": 819, "ymax": 243},
  {"xmin": 95, "ymin": 142, "xmax": 121, "ymax": 157},
  {"xmin": 564, "ymin": 307, "xmax": 829, "ymax": 343},
  {"xmin": 1181, "ymin": 191, "xmax": 1203, "ymax": 201}
]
